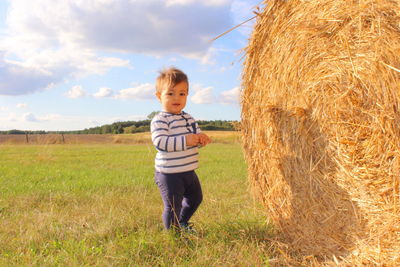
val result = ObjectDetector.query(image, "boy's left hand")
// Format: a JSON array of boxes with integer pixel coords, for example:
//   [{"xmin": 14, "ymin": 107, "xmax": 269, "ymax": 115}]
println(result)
[{"xmin": 197, "ymin": 133, "xmax": 211, "ymax": 147}]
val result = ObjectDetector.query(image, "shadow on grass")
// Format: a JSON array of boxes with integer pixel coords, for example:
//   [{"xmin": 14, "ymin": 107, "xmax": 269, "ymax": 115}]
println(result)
[{"xmin": 194, "ymin": 220, "xmax": 275, "ymax": 244}]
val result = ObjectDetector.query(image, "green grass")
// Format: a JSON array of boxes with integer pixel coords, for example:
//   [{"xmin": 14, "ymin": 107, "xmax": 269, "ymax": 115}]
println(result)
[{"xmin": 0, "ymin": 143, "xmax": 273, "ymax": 266}]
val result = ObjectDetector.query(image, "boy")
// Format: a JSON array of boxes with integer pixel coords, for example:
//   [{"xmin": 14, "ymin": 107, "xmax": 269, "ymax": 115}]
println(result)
[{"xmin": 150, "ymin": 67, "xmax": 211, "ymax": 231}]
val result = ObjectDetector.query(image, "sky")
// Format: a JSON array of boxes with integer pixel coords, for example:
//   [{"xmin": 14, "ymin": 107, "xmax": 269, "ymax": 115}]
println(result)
[{"xmin": 0, "ymin": 0, "xmax": 261, "ymax": 131}]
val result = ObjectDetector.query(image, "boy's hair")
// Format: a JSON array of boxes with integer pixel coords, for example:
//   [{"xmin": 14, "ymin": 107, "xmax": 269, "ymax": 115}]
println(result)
[{"xmin": 156, "ymin": 67, "xmax": 188, "ymax": 93}]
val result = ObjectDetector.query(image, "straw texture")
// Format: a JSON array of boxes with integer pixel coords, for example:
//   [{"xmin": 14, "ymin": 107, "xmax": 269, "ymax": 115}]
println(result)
[{"xmin": 241, "ymin": 0, "xmax": 400, "ymax": 265}]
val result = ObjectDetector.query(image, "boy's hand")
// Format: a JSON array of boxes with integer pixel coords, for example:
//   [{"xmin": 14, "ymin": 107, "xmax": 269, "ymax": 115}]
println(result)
[
  {"xmin": 198, "ymin": 133, "xmax": 211, "ymax": 147},
  {"xmin": 186, "ymin": 134, "xmax": 199, "ymax": 147}
]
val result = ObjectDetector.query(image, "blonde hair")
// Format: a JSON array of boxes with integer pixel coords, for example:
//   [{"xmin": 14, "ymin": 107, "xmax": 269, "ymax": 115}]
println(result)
[{"xmin": 156, "ymin": 67, "xmax": 188, "ymax": 94}]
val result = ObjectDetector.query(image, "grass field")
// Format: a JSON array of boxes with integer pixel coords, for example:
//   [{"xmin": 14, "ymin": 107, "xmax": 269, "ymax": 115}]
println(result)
[{"xmin": 0, "ymin": 135, "xmax": 274, "ymax": 266}]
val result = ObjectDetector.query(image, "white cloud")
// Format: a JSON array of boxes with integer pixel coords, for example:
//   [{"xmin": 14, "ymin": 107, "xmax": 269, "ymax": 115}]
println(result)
[
  {"xmin": 219, "ymin": 86, "xmax": 241, "ymax": 104},
  {"xmin": 2, "ymin": 112, "xmax": 60, "ymax": 125},
  {"xmin": 189, "ymin": 85, "xmax": 241, "ymax": 105},
  {"xmin": 190, "ymin": 84, "xmax": 215, "ymax": 104},
  {"xmin": 0, "ymin": 112, "xmax": 147, "ymax": 131},
  {"xmin": 16, "ymin": 103, "xmax": 27, "ymax": 108},
  {"xmin": 4, "ymin": 113, "xmax": 18, "ymax": 122},
  {"xmin": 0, "ymin": 48, "xmax": 129, "ymax": 96},
  {"xmin": 22, "ymin": 112, "xmax": 61, "ymax": 123},
  {"xmin": 66, "ymin": 85, "xmax": 86, "ymax": 99},
  {"xmin": 166, "ymin": 0, "xmax": 230, "ymax": 7},
  {"xmin": 199, "ymin": 48, "xmax": 217, "ymax": 65},
  {"xmin": 23, "ymin": 112, "xmax": 39, "ymax": 122},
  {"xmin": 102, "ymin": 115, "xmax": 147, "ymax": 124},
  {"xmin": 0, "ymin": 106, "xmax": 8, "ymax": 112},
  {"xmin": 0, "ymin": 0, "xmax": 257, "ymax": 96},
  {"xmin": 230, "ymin": 0, "xmax": 259, "ymax": 36},
  {"xmin": 115, "ymin": 83, "xmax": 154, "ymax": 100},
  {"xmin": 39, "ymin": 114, "xmax": 61, "ymax": 121},
  {"xmin": 71, "ymin": 1, "xmax": 231, "ymax": 55},
  {"xmin": 0, "ymin": 54, "xmax": 56, "ymax": 95},
  {"xmin": 93, "ymin": 87, "xmax": 114, "ymax": 98},
  {"xmin": 2, "ymin": 0, "xmax": 232, "ymax": 62}
]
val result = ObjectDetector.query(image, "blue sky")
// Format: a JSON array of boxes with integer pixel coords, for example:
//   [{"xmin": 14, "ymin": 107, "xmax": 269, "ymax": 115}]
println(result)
[{"xmin": 0, "ymin": 0, "xmax": 260, "ymax": 131}]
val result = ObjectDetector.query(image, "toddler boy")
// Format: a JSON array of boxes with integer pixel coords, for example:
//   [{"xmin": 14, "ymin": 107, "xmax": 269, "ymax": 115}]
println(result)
[{"xmin": 150, "ymin": 67, "xmax": 211, "ymax": 231}]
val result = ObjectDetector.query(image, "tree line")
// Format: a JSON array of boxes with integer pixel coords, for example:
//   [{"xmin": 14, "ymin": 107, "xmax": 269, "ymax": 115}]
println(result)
[{"xmin": 0, "ymin": 120, "xmax": 239, "ymax": 135}]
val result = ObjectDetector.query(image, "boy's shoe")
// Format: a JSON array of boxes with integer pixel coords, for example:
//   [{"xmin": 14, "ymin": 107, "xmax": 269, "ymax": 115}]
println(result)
[{"xmin": 179, "ymin": 222, "xmax": 196, "ymax": 234}]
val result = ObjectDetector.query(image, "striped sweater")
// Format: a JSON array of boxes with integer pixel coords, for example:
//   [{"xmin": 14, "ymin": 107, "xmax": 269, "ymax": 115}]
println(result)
[{"xmin": 150, "ymin": 111, "xmax": 201, "ymax": 173}]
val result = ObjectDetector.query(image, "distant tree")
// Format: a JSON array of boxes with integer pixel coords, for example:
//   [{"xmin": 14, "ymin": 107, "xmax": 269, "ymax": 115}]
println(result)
[
  {"xmin": 0, "ymin": 118, "xmax": 239, "ymax": 135},
  {"xmin": 101, "ymin": 125, "xmax": 112, "ymax": 134},
  {"xmin": 147, "ymin": 111, "xmax": 161, "ymax": 120},
  {"xmin": 135, "ymin": 125, "xmax": 150, "ymax": 133},
  {"xmin": 7, "ymin": 130, "xmax": 26, "ymax": 134},
  {"xmin": 112, "ymin": 124, "xmax": 124, "ymax": 134},
  {"xmin": 123, "ymin": 125, "xmax": 136, "ymax": 134}
]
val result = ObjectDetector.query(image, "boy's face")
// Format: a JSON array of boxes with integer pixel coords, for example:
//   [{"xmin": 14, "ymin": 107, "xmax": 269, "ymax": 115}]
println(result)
[{"xmin": 156, "ymin": 81, "xmax": 188, "ymax": 114}]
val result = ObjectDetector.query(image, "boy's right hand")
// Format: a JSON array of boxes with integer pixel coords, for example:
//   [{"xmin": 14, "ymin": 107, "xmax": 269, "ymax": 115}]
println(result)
[
  {"xmin": 198, "ymin": 133, "xmax": 211, "ymax": 147},
  {"xmin": 186, "ymin": 134, "xmax": 199, "ymax": 147}
]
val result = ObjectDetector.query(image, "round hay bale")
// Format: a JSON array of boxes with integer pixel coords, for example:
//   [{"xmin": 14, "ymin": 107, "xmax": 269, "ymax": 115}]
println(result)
[{"xmin": 241, "ymin": 0, "xmax": 400, "ymax": 265}]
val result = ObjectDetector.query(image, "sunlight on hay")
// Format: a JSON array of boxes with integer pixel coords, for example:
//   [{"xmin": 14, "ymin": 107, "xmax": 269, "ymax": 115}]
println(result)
[{"xmin": 241, "ymin": 0, "xmax": 400, "ymax": 265}]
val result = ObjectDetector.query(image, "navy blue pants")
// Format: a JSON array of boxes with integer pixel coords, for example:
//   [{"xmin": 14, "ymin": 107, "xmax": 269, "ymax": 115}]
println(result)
[{"xmin": 155, "ymin": 171, "xmax": 203, "ymax": 229}]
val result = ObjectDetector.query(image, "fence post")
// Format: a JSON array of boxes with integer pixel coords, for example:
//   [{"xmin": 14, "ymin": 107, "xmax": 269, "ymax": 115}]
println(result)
[{"xmin": 25, "ymin": 132, "xmax": 29, "ymax": 143}]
